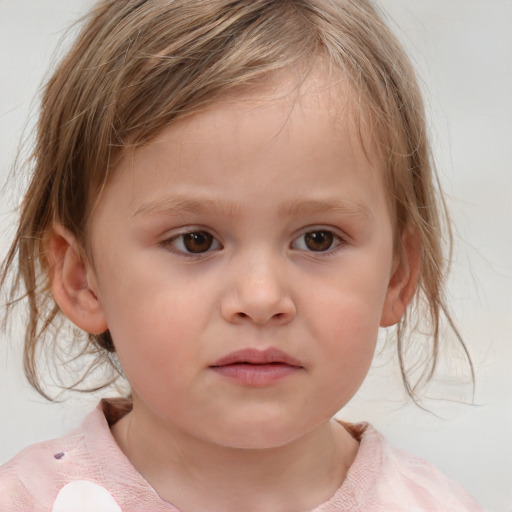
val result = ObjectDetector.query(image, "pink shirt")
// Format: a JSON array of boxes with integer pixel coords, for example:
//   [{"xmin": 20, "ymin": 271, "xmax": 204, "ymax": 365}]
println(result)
[{"xmin": 0, "ymin": 401, "xmax": 483, "ymax": 511}]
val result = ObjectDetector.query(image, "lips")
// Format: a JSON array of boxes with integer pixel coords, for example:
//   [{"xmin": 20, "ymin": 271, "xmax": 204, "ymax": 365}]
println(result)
[
  {"xmin": 211, "ymin": 347, "xmax": 303, "ymax": 367},
  {"xmin": 210, "ymin": 348, "xmax": 303, "ymax": 387}
]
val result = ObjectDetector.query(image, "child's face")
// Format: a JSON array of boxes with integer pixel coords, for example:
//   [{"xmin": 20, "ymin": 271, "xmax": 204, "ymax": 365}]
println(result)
[{"xmin": 83, "ymin": 73, "xmax": 404, "ymax": 449}]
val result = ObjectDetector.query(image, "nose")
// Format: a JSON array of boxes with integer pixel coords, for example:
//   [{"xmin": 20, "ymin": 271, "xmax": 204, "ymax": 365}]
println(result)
[{"xmin": 221, "ymin": 253, "xmax": 296, "ymax": 326}]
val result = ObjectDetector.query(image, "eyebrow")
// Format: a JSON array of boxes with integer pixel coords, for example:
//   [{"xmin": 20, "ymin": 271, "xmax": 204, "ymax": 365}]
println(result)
[
  {"xmin": 281, "ymin": 198, "xmax": 373, "ymax": 220},
  {"xmin": 133, "ymin": 196, "xmax": 243, "ymax": 218},
  {"xmin": 133, "ymin": 195, "xmax": 372, "ymax": 221}
]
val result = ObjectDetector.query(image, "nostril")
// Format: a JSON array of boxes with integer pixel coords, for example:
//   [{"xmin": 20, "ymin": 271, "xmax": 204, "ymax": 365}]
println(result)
[{"xmin": 223, "ymin": 295, "xmax": 296, "ymax": 325}]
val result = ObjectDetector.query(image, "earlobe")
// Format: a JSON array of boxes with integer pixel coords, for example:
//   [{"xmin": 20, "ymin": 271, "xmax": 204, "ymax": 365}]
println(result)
[
  {"xmin": 380, "ymin": 228, "xmax": 421, "ymax": 327},
  {"xmin": 48, "ymin": 225, "xmax": 108, "ymax": 335}
]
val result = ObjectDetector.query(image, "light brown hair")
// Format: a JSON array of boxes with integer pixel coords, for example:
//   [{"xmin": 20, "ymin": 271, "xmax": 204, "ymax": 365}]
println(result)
[{"xmin": 1, "ymin": 0, "xmax": 472, "ymax": 400}]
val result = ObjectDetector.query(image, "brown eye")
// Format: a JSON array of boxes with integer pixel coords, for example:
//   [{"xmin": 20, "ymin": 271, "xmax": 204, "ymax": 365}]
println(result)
[
  {"xmin": 291, "ymin": 229, "xmax": 342, "ymax": 253},
  {"xmin": 182, "ymin": 231, "xmax": 215, "ymax": 253},
  {"xmin": 303, "ymin": 231, "xmax": 334, "ymax": 251},
  {"xmin": 165, "ymin": 230, "xmax": 221, "ymax": 255}
]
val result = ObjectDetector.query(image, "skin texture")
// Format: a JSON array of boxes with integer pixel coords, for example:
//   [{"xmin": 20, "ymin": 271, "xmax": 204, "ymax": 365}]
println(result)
[{"xmin": 49, "ymin": 72, "xmax": 418, "ymax": 512}]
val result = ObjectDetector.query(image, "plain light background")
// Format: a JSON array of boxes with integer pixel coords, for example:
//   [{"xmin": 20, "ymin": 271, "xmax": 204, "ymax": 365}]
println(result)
[{"xmin": 0, "ymin": 1, "xmax": 510, "ymax": 511}]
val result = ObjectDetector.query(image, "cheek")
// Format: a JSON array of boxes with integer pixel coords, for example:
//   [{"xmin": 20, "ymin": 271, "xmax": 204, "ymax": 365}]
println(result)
[
  {"xmin": 313, "ymin": 309, "xmax": 378, "ymax": 413},
  {"xmin": 303, "ymin": 260, "xmax": 391, "ymax": 394},
  {"xmin": 319, "ymin": 305, "xmax": 379, "ymax": 383},
  {"xmin": 306, "ymin": 262, "xmax": 391, "ymax": 343},
  {"xmin": 95, "ymin": 267, "xmax": 197, "ymax": 372},
  {"xmin": 97, "ymin": 248, "xmax": 205, "ymax": 330},
  {"xmin": 107, "ymin": 299, "xmax": 202, "ymax": 416}
]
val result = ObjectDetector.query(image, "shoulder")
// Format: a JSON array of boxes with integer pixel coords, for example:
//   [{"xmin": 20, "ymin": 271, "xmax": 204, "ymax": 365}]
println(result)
[
  {"xmin": 0, "ymin": 402, "xmax": 128, "ymax": 511},
  {"xmin": 334, "ymin": 422, "xmax": 484, "ymax": 512},
  {"xmin": 0, "ymin": 425, "xmax": 87, "ymax": 510},
  {"xmin": 0, "ymin": 400, "xmax": 170, "ymax": 512},
  {"xmin": 377, "ymin": 429, "xmax": 481, "ymax": 510}
]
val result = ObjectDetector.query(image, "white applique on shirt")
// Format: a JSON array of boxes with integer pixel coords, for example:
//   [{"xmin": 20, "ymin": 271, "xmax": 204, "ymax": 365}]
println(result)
[{"xmin": 52, "ymin": 480, "xmax": 122, "ymax": 512}]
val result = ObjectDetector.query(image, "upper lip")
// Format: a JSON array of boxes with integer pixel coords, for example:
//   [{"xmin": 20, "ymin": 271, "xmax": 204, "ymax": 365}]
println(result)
[{"xmin": 210, "ymin": 348, "xmax": 303, "ymax": 367}]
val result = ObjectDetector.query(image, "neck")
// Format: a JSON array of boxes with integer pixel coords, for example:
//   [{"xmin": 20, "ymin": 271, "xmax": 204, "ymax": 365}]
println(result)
[{"xmin": 111, "ymin": 402, "xmax": 359, "ymax": 512}]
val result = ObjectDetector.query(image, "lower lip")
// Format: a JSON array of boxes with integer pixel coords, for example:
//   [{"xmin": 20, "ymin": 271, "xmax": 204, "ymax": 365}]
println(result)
[{"xmin": 210, "ymin": 363, "xmax": 301, "ymax": 387}]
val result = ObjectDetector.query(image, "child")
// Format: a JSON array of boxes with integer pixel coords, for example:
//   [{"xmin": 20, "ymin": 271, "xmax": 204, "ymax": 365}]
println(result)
[{"xmin": 0, "ymin": 0, "xmax": 484, "ymax": 510}]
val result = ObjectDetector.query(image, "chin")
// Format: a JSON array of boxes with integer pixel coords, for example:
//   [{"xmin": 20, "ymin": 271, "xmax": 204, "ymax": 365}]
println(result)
[
  {"xmin": 208, "ymin": 414, "xmax": 319, "ymax": 451},
  {"xmin": 217, "ymin": 432, "xmax": 298, "ymax": 451}
]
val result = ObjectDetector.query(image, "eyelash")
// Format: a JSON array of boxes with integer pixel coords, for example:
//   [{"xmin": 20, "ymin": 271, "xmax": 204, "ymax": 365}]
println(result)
[
  {"xmin": 161, "ymin": 229, "xmax": 222, "ymax": 257},
  {"xmin": 291, "ymin": 228, "xmax": 345, "ymax": 255},
  {"xmin": 161, "ymin": 227, "xmax": 346, "ymax": 257}
]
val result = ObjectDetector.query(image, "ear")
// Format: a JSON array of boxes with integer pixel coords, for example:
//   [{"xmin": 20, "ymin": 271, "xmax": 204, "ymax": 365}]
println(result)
[
  {"xmin": 380, "ymin": 227, "xmax": 421, "ymax": 327},
  {"xmin": 47, "ymin": 224, "xmax": 108, "ymax": 334}
]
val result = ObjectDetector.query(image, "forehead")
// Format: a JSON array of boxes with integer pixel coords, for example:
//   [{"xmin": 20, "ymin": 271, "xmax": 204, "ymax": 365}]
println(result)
[
  {"xmin": 98, "ymin": 67, "xmax": 386, "ymax": 217},
  {"xmin": 85, "ymin": 64, "xmax": 396, "ymax": 263},
  {"xmin": 130, "ymin": 66, "xmax": 379, "ymax": 172}
]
